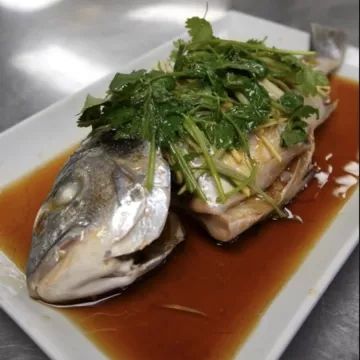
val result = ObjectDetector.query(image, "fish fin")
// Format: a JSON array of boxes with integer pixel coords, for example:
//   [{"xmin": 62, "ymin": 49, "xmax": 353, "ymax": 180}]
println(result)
[{"xmin": 311, "ymin": 23, "xmax": 347, "ymax": 71}]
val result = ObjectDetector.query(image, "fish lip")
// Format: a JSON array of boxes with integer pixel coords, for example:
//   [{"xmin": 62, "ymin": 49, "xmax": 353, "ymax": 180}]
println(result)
[{"xmin": 26, "ymin": 225, "xmax": 85, "ymax": 298}]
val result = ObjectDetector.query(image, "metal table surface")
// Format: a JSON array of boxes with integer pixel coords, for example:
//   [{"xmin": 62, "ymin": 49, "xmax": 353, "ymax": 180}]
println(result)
[{"xmin": 0, "ymin": 1, "xmax": 358, "ymax": 359}]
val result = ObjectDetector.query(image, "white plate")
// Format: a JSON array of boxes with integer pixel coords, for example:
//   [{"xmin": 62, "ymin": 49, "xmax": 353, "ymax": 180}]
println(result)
[{"xmin": 0, "ymin": 10, "xmax": 358, "ymax": 360}]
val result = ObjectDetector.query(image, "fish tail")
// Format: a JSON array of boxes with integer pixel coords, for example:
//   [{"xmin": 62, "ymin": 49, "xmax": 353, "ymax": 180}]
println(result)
[{"xmin": 311, "ymin": 23, "xmax": 347, "ymax": 73}]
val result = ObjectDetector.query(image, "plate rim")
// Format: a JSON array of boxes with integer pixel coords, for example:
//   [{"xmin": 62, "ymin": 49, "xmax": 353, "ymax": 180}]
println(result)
[{"xmin": 0, "ymin": 9, "xmax": 358, "ymax": 360}]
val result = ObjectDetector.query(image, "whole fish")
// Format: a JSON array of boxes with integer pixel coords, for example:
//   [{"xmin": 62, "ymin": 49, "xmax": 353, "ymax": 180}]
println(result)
[
  {"xmin": 26, "ymin": 132, "xmax": 184, "ymax": 305},
  {"xmin": 187, "ymin": 24, "xmax": 347, "ymax": 241}
]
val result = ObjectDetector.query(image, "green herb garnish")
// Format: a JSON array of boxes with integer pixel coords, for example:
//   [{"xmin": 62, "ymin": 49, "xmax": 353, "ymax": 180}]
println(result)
[
  {"xmin": 77, "ymin": 16, "xmax": 328, "ymax": 209},
  {"xmin": 278, "ymin": 92, "xmax": 319, "ymax": 147}
]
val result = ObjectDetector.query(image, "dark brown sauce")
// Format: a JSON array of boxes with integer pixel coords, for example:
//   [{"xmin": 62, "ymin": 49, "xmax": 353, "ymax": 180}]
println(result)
[{"xmin": 0, "ymin": 76, "xmax": 358, "ymax": 360}]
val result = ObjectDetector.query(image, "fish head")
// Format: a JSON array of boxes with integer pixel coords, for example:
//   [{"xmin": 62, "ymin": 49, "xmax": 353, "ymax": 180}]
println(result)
[{"xmin": 26, "ymin": 139, "xmax": 176, "ymax": 305}]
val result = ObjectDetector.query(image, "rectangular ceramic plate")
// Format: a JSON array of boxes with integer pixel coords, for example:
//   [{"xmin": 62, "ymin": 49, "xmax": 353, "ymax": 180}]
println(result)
[{"xmin": 0, "ymin": 10, "xmax": 358, "ymax": 360}]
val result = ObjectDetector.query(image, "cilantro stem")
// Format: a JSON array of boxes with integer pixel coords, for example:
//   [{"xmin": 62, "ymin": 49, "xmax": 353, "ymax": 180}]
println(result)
[
  {"xmin": 271, "ymin": 100, "xmax": 284, "ymax": 112},
  {"xmin": 142, "ymin": 92, "xmax": 153, "ymax": 139},
  {"xmin": 256, "ymin": 56, "xmax": 291, "ymax": 71},
  {"xmin": 169, "ymin": 142, "xmax": 207, "ymax": 201},
  {"xmin": 184, "ymin": 116, "xmax": 226, "ymax": 203},
  {"xmin": 177, "ymin": 184, "xmax": 187, "ymax": 195},
  {"xmin": 184, "ymin": 117, "xmax": 212, "ymax": 149},
  {"xmin": 187, "ymin": 39, "xmax": 316, "ymax": 56},
  {"xmin": 234, "ymin": 92, "xmax": 249, "ymax": 105},
  {"xmin": 202, "ymin": 93, "xmax": 239, "ymax": 105},
  {"xmin": 212, "ymin": 158, "xmax": 285, "ymax": 216},
  {"xmin": 194, "ymin": 118, "xmax": 217, "ymax": 126},
  {"xmin": 251, "ymin": 185, "xmax": 286, "ymax": 218},
  {"xmin": 212, "ymin": 158, "xmax": 249, "ymax": 183},
  {"xmin": 145, "ymin": 135, "xmax": 156, "ymax": 191},
  {"xmin": 223, "ymin": 181, "xmax": 250, "ymax": 200},
  {"xmin": 214, "ymin": 148, "xmax": 225, "ymax": 159},
  {"xmin": 191, "ymin": 165, "xmax": 249, "ymax": 195},
  {"xmin": 268, "ymin": 76, "xmax": 291, "ymax": 92}
]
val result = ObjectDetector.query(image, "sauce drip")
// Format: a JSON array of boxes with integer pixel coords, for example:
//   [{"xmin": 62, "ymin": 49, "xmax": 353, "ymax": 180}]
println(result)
[{"xmin": 0, "ymin": 76, "xmax": 358, "ymax": 360}]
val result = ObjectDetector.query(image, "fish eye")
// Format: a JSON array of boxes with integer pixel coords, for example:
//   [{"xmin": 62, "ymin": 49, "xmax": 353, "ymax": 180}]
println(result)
[{"xmin": 54, "ymin": 181, "xmax": 81, "ymax": 206}]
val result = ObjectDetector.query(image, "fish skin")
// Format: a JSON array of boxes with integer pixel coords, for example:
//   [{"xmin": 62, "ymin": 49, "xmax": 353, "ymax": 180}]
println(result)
[{"xmin": 26, "ymin": 131, "xmax": 183, "ymax": 304}]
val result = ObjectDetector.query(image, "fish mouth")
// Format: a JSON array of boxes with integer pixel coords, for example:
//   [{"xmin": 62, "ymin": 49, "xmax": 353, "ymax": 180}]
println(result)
[
  {"xmin": 27, "ymin": 213, "xmax": 185, "ymax": 306},
  {"xmin": 27, "ymin": 226, "xmax": 85, "ymax": 296},
  {"xmin": 27, "ymin": 233, "xmax": 137, "ymax": 304}
]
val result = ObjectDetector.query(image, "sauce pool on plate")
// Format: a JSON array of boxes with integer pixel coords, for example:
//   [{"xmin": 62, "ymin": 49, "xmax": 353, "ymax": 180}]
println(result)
[{"xmin": 0, "ymin": 76, "xmax": 358, "ymax": 360}]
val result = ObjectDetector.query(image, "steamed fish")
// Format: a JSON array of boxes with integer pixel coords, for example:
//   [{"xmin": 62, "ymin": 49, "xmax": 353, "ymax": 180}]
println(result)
[
  {"xmin": 26, "ymin": 16, "xmax": 349, "ymax": 305},
  {"xmin": 26, "ymin": 132, "xmax": 184, "ymax": 304},
  {"xmin": 190, "ymin": 24, "xmax": 347, "ymax": 241}
]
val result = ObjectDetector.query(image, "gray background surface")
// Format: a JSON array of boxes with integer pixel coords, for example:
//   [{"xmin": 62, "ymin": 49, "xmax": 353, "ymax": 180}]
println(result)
[{"xmin": 0, "ymin": 0, "xmax": 358, "ymax": 359}]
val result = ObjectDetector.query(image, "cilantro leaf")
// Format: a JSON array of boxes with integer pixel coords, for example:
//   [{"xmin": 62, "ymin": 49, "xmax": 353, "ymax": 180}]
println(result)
[
  {"xmin": 280, "ymin": 55, "xmax": 330, "ymax": 97},
  {"xmin": 202, "ymin": 121, "xmax": 235, "ymax": 149},
  {"xmin": 241, "ymin": 79, "xmax": 271, "ymax": 118},
  {"xmin": 80, "ymin": 94, "xmax": 107, "ymax": 112},
  {"xmin": 77, "ymin": 95, "xmax": 107, "ymax": 128},
  {"xmin": 104, "ymin": 107, "xmax": 136, "ymax": 127},
  {"xmin": 158, "ymin": 114, "xmax": 184, "ymax": 147},
  {"xmin": 293, "ymin": 105, "xmax": 319, "ymax": 120},
  {"xmin": 295, "ymin": 66, "xmax": 324, "ymax": 96},
  {"xmin": 226, "ymin": 105, "xmax": 262, "ymax": 134},
  {"xmin": 247, "ymin": 38, "xmax": 267, "ymax": 45},
  {"xmin": 224, "ymin": 74, "xmax": 270, "ymax": 116},
  {"xmin": 280, "ymin": 54, "xmax": 303, "ymax": 68},
  {"xmin": 185, "ymin": 17, "xmax": 213, "ymax": 42},
  {"xmin": 151, "ymin": 77, "xmax": 176, "ymax": 102},
  {"xmin": 279, "ymin": 92, "xmax": 304, "ymax": 113},
  {"xmin": 109, "ymin": 70, "xmax": 147, "ymax": 91},
  {"xmin": 218, "ymin": 59, "xmax": 268, "ymax": 78},
  {"xmin": 281, "ymin": 118, "xmax": 308, "ymax": 147},
  {"xmin": 280, "ymin": 101, "xmax": 319, "ymax": 148},
  {"xmin": 170, "ymin": 39, "xmax": 187, "ymax": 62}
]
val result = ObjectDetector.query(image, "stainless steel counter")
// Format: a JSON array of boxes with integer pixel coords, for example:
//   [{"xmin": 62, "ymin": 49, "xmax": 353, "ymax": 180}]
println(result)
[{"xmin": 0, "ymin": 1, "xmax": 358, "ymax": 359}]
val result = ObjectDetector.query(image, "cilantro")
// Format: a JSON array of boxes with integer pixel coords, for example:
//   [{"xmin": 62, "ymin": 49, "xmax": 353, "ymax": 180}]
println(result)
[
  {"xmin": 185, "ymin": 17, "xmax": 214, "ymax": 42},
  {"xmin": 223, "ymin": 74, "xmax": 271, "ymax": 119},
  {"xmin": 109, "ymin": 70, "xmax": 146, "ymax": 91},
  {"xmin": 279, "ymin": 92, "xmax": 304, "ymax": 113},
  {"xmin": 80, "ymin": 94, "xmax": 107, "ymax": 112},
  {"xmin": 217, "ymin": 59, "xmax": 268, "ymax": 78},
  {"xmin": 76, "ymin": 15, "xmax": 330, "ymax": 206},
  {"xmin": 202, "ymin": 120, "xmax": 235, "ymax": 150},
  {"xmin": 279, "ymin": 55, "xmax": 330, "ymax": 97},
  {"xmin": 295, "ymin": 66, "xmax": 329, "ymax": 96},
  {"xmin": 293, "ymin": 105, "xmax": 319, "ymax": 120},
  {"xmin": 77, "ymin": 95, "xmax": 107, "ymax": 128},
  {"xmin": 104, "ymin": 107, "xmax": 136, "ymax": 127},
  {"xmin": 279, "ymin": 92, "xmax": 320, "ymax": 147},
  {"xmin": 170, "ymin": 39, "xmax": 186, "ymax": 63},
  {"xmin": 281, "ymin": 118, "xmax": 308, "ymax": 147}
]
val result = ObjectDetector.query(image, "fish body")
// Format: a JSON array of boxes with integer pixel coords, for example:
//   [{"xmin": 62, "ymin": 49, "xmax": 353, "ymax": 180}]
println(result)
[
  {"xmin": 26, "ymin": 132, "xmax": 184, "ymax": 304},
  {"xmin": 186, "ymin": 24, "xmax": 347, "ymax": 242},
  {"xmin": 200, "ymin": 136, "xmax": 317, "ymax": 241}
]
